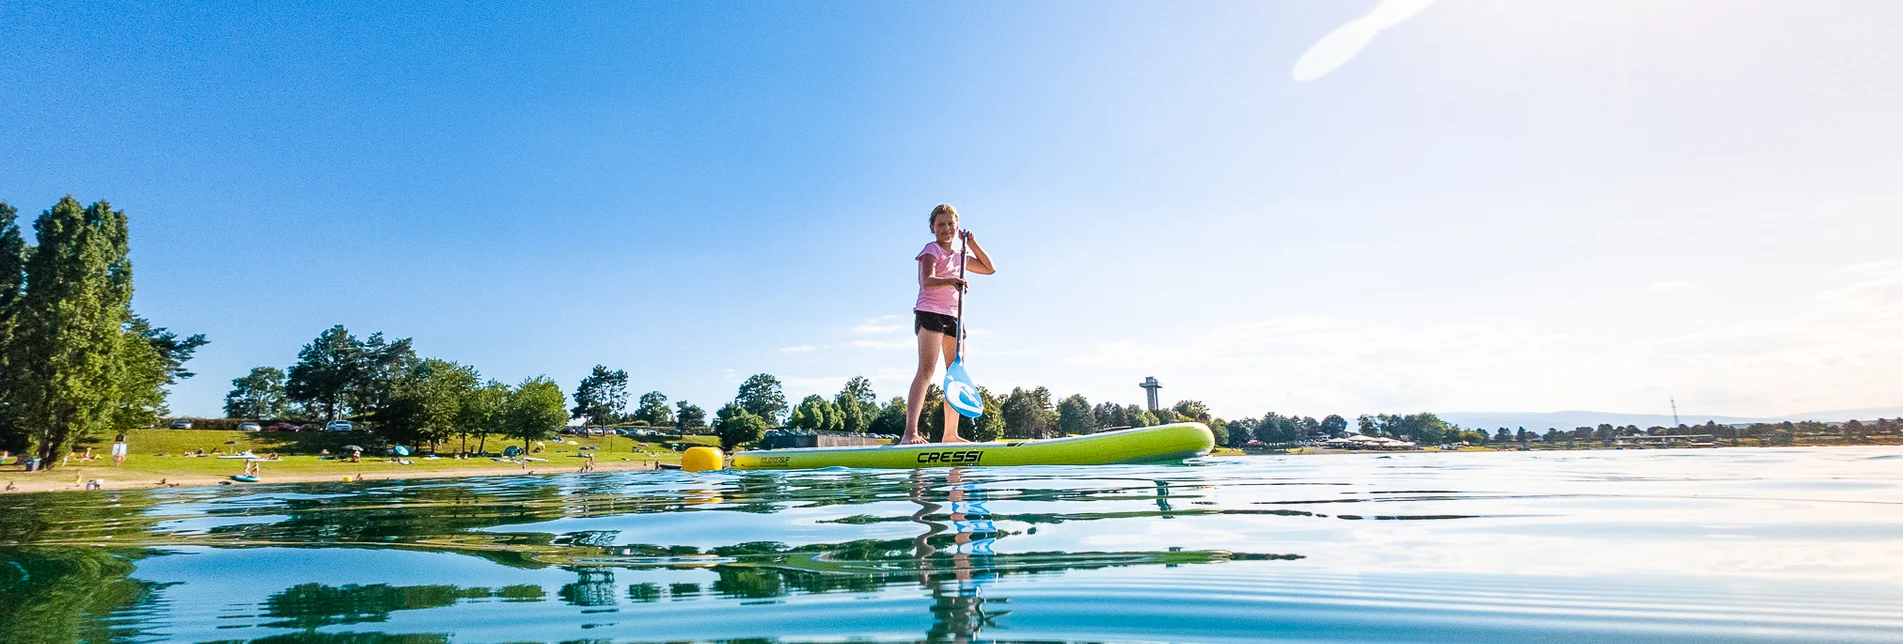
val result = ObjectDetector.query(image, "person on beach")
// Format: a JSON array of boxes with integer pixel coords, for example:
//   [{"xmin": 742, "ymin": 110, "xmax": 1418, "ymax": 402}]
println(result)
[
  {"xmin": 903, "ymin": 203, "xmax": 996, "ymax": 445},
  {"xmin": 111, "ymin": 432, "xmax": 129, "ymax": 466}
]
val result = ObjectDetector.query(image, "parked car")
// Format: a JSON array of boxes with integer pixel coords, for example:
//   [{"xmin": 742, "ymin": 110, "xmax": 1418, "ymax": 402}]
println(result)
[
  {"xmin": 267, "ymin": 423, "xmax": 300, "ymax": 432},
  {"xmin": 237, "ymin": 422, "xmax": 262, "ymax": 431},
  {"xmin": 325, "ymin": 420, "xmax": 354, "ymax": 432},
  {"xmin": 168, "ymin": 419, "xmax": 193, "ymax": 429}
]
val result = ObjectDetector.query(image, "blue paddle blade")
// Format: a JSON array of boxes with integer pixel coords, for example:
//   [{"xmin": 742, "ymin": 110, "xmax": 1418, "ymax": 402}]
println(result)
[{"xmin": 943, "ymin": 358, "xmax": 984, "ymax": 418}]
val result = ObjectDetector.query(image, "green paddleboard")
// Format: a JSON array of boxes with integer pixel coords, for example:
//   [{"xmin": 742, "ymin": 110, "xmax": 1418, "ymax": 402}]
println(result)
[{"xmin": 730, "ymin": 422, "xmax": 1214, "ymax": 470}]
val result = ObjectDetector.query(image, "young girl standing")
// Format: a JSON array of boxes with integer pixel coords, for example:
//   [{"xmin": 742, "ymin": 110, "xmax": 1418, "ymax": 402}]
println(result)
[{"xmin": 905, "ymin": 204, "xmax": 996, "ymax": 445}]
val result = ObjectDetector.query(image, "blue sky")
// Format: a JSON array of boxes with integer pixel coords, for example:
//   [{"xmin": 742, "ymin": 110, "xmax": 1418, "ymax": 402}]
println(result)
[{"xmin": 4, "ymin": 1, "xmax": 1901, "ymax": 421}]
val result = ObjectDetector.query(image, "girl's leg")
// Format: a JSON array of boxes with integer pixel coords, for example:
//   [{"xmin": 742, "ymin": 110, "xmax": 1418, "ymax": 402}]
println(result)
[
  {"xmin": 938, "ymin": 332, "xmax": 969, "ymax": 442},
  {"xmin": 903, "ymin": 329, "xmax": 946, "ymax": 444}
]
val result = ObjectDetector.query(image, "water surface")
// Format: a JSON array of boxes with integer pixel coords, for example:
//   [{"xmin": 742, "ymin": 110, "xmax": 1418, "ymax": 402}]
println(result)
[{"xmin": 3, "ymin": 447, "xmax": 1900, "ymax": 643}]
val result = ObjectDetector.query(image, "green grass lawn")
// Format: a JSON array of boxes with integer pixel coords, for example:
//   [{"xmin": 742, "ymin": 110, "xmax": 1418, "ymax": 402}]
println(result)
[{"xmin": 36, "ymin": 429, "xmax": 721, "ymax": 479}]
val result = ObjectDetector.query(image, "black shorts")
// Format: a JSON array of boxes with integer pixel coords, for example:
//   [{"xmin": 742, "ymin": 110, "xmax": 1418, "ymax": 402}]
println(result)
[{"xmin": 914, "ymin": 310, "xmax": 959, "ymax": 337}]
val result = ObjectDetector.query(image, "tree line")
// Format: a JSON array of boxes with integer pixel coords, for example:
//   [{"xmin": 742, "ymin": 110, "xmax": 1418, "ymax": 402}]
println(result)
[{"xmin": 0, "ymin": 198, "xmax": 208, "ymax": 465}]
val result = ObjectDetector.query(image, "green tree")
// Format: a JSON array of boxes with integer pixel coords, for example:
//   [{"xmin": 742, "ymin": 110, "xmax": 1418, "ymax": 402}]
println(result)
[
  {"xmin": 286, "ymin": 325, "xmax": 363, "ymax": 421},
  {"xmin": 1208, "ymin": 418, "xmax": 1230, "ymax": 446},
  {"xmin": 735, "ymin": 373, "xmax": 787, "ymax": 424},
  {"xmin": 571, "ymin": 365, "xmax": 630, "ymax": 426},
  {"xmin": 633, "ymin": 390, "xmax": 672, "ymax": 426},
  {"xmin": 377, "ymin": 359, "xmax": 480, "ymax": 450},
  {"xmin": 5, "ymin": 198, "xmax": 133, "ymax": 464},
  {"xmin": 1057, "ymin": 394, "xmax": 1094, "ymax": 435},
  {"xmin": 674, "ymin": 400, "xmax": 707, "ymax": 431},
  {"xmin": 1001, "ymin": 387, "xmax": 1056, "ymax": 439},
  {"xmin": 1123, "ymin": 404, "xmax": 1153, "ymax": 427},
  {"xmin": 868, "ymin": 397, "xmax": 907, "ymax": 436},
  {"xmin": 1172, "ymin": 400, "xmax": 1211, "ymax": 424},
  {"xmin": 0, "ymin": 204, "xmax": 26, "ymax": 453},
  {"xmin": 790, "ymin": 394, "xmax": 830, "ymax": 430},
  {"xmin": 962, "ymin": 386, "xmax": 1005, "ymax": 442},
  {"xmin": 461, "ymin": 380, "xmax": 510, "ymax": 453},
  {"xmin": 1320, "ymin": 414, "xmax": 1348, "ymax": 437},
  {"xmin": 225, "ymin": 366, "xmax": 289, "ymax": 419},
  {"xmin": 714, "ymin": 402, "xmax": 766, "ymax": 451},
  {"xmin": 349, "ymin": 332, "xmax": 418, "ymax": 422},
  {"xmin": 834, "ymin": 376, "xmax": 878, "ymax": 434},
  {"xmin": 111, "ymin": 316, "xmax": 207, "ymax": 429},
  {"xmin": 1092, "ymin": 402, "xmax": 1127, "ymax": 429},
  {"xmin": 502, "ymin": 376, "xmax": 568, "ymax": 451}
]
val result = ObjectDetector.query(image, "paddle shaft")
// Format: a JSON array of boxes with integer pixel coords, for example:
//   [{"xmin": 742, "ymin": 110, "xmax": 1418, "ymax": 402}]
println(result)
[{"xmin": 955, "ymin": 230, "xmax": 968, "ymax": 359}]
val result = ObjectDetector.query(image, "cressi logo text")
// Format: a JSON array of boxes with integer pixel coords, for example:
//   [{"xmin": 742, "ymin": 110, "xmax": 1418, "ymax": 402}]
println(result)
[{"xmin": 916, "ymin": 450, "xmax": 984, "ymax": 465}]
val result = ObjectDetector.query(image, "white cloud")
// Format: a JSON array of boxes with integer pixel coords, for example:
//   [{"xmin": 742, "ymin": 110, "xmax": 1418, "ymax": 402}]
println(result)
[
  {"xmin": 852, "ymin": 315, "xmax": 906, "ymax": 335},
  {"xmin": 778, "ymin": 345, "xmax": 817, "ymax": 353},
  {"xmin": 1648, "ymin": 280, "xmax": 1698, "ymax": 292},
  {"xmin": 1292, "ymin": 0, "xmax": 1436, "ymax": 82}
]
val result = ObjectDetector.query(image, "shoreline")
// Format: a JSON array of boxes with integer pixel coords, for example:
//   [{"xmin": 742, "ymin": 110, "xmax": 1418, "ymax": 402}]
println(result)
[{"xmin": 1, "ymin": 459, "xmax": 663, "ymax": 495}]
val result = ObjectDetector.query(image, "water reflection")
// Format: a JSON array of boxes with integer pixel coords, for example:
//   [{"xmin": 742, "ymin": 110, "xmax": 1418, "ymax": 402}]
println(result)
[{"xmin": 0, "ymin": 448, "xmax": 1899, "ymax": 642}]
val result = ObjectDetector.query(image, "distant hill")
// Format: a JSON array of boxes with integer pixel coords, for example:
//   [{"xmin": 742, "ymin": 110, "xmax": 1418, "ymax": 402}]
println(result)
[{"xmin": 1437, "ymin": 407, "xmax": 1903, "ymax": 431}]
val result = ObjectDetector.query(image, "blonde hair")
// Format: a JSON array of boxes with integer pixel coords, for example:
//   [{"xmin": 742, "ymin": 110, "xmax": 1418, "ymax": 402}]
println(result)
[{"xmin": 928, "ymin": 203, "xmax": 958, "ymax": 225}]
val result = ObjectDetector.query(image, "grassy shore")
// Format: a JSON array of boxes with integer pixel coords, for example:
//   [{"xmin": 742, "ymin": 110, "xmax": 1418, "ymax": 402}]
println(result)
[{"xmin": 1, "ymin": 429, "xmax": 720, "ymax": 494}]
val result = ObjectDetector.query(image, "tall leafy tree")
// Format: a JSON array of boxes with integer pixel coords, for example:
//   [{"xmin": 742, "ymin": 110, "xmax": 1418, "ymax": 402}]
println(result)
[
  {"xmin": 1092, "ymin": 402, "xmax": 1127, "ymax": 430},
  {"xmin": 1001, "ymin": 387, "xmax": 1056, "ymax": 439},
  {"xmin": 6, "ymin": 198, "xmax": 134, "ymax": 464},
  {"xmin": 868, "ymin": 397, "xmax": 908, "ymax": 436},
  {"xmin": 502, "ymin": 376, "xmax": 568, "ymax": 451},
  {"xmin": 961, "ymin": 387, "xmax": 1005, "ymax": 442},
  {"xmin": 1320, "ymin": 414, "xmax": 1349, "ymax": 438},
  {"xmin": 0, "ymin": 204, "xmax": 25, "ymax": 452},
  {"xmin": 1056, "ymin": 394, "xmax": 1094, "ymax": 435},
  {"xmin": 461, "ymin": 380, "xmax": 510, "ymax": 453},
  {"xmin": 349, "ymin": 332, "xmax": 418, "ymax": 422},
  {"xmin": 376, "ymin": 359, "xmax": 479, "ymax": 449},
  {"xmin": 790, "ymin": 394, "xmax": 831, "ymax": 431},
  {"xmin": 225, "ymin": 367, "xmax": 289, "ymax": 419},
  {"xmin": 674, "ymin": 400, "xmax": 707, "ymax": 431},
  {"xmin": 570, "ymin": 365, "xmax": 630, "ymax": 426},
  {"xmin": 633, "ymin": 390, "xmax": 672, "ymax": 426},
  {"xmin": 1172, "ymin": 400, "xmax": 1211, "ymax": 424},
  {"xmin": 1123, "ymin": 404, "xmax": 1153, "ymax": 428},
  {"xmin": 286, "ymin": 326, "xmax": 362, "ymax": 421},
  {"xmin": 112, "ymin": 316, "xmax": 207, "ymax": 429},
  {"xmin": 714, "ymin": 402, "xmax": 766, "ymax": 451},
  {"xmin": 834, "ymin": 376, "xmax": 878, "ymax": 434},
  {"xmin": 734, "ymin": 373, "xmax": 787, "ymax": 425}
]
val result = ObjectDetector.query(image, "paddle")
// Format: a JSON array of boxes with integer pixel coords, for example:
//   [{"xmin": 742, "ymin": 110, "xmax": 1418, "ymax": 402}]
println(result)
[{"xmin": 943, "ymin": 229, "xmax": 984, "ymax": 419}]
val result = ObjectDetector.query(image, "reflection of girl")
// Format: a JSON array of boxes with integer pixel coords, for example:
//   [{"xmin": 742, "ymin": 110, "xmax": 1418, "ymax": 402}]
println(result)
[
  {"xmin": 909, "ymin": 468, "xmax": 1001, "ymax": 643},
  {"xmin": 903, "ymin": 204, "xmax": 995, "ymax": 445}
]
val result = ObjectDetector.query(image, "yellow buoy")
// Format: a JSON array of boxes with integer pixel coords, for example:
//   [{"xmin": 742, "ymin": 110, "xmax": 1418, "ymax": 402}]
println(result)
[{"xmin": 681, "ymin": 446, "xmax": 725, "ymax": 472}]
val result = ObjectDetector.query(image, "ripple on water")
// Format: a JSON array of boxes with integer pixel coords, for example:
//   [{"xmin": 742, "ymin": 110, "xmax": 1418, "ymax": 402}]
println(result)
[{"xmin": 0, "ymin": 446, "xmax": 1899, "ymax": 643}]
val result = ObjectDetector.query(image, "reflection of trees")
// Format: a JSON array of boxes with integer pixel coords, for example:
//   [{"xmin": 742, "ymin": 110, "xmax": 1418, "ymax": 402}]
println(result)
[
  {"xmin": 261, "ymin": 582, "xmax": 516, "ymax": 629},
  {"xmin": 244, "ymin": 632, "xmax": 450, "ymax": 644},
  {"xmin": 0, "ymin": 547, "xmax": 167, "ymax": 644}
]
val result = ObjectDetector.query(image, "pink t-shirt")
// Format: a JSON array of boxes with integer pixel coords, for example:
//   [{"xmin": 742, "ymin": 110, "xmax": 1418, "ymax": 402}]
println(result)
[{"xmin": 915, "ymin": 241, "xmax": 970, "ymax": 316}]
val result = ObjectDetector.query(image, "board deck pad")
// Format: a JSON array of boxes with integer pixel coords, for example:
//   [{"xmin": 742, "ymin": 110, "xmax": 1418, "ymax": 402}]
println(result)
[{"xmin": 730, "ymin": 422, "xmax": 1215, "ymax": 470}]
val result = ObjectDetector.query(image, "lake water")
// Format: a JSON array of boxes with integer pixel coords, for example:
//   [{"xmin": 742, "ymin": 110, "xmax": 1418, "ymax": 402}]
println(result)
[{"xmin": 3, "ymin": 447, "xmax": 1901, "ymax": 643}]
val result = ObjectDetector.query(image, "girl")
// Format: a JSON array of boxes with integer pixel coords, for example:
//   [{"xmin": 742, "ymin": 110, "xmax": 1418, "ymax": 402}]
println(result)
[{"xmin": 904, "ymin": 204, "xmax": 996, "ymax": 444}]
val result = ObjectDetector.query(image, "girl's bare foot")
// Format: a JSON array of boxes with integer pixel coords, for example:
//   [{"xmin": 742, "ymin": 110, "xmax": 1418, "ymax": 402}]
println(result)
[
  {"xmin": 898, "ymin": 434, "xmax": 928, "ymax": 445},
  {"xmin": 940, "ymin": 433, "xmax": 971, "ymax": 443}
]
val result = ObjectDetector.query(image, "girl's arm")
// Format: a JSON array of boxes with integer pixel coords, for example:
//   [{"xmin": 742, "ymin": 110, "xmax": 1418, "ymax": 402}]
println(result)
[
  {"xmin": 919, "ymin": 256, "xmax": 965, "ymax": 289},
  {"xmin": 962, "ymin": 231, "xmax": 996, "ymax": 275}
]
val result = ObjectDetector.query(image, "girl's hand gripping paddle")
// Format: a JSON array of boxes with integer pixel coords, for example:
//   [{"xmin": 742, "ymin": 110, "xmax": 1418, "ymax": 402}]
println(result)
[{"xmin": 944, "ymin": 229, "xmax": 984, "ymax": 419}]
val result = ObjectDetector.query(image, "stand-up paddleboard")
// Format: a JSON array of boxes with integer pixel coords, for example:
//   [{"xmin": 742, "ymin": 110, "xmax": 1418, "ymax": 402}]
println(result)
[{"xmin": 728, "ymin": 422, "xmax": 1214, "ymax": 470}]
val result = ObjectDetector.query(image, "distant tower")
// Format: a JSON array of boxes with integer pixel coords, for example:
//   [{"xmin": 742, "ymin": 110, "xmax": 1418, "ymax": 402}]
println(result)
[
  {"xmin": 1671, "ymin": 397, "xmax": 1680, "ymax": 427},
  {"xmin": 1140, "ymin": 376, "xmax": 1162, "ymax": 412}
]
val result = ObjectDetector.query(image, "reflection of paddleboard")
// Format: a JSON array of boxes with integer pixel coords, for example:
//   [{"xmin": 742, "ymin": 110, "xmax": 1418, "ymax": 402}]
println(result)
[
  {"xmin": 732, "ymin": 423, "xmax": 1214, "ymax": 470},
  {"xmin": 231, "ymin": 474, "xmax": 260, "ymax": 482}
]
